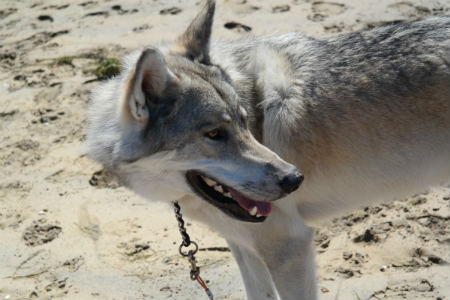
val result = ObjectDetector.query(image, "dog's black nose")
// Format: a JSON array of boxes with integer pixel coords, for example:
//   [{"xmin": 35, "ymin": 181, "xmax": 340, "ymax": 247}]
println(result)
[{"xmin": 279, "ymin": 169, "xmax": 304, "ymax": 193}]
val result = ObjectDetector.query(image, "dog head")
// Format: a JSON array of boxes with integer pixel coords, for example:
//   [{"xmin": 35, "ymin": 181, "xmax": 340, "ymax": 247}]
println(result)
[{"xmin": 87, "ymin": 0, "xmax": 303, "ymax": 222}]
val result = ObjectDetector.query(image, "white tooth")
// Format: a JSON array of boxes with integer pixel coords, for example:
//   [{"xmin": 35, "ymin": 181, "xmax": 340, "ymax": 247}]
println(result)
[
  {"xmin": 249, "ymin": 206, "xmax": 257, "ymax": 216},
  {"xmin": 256, "ymin": 214, "xmax": 262, "ymax": 218},
  {"xmin": 224, "ymin": 192, "xmax": 232, "ymax": 198},
  {"xmin": 201, "ymin": 176, "xmax": 217, "ymax": 187},
  {"xmin": 214, "ymin": 185, "xmax": 224, "ymax": 193}
]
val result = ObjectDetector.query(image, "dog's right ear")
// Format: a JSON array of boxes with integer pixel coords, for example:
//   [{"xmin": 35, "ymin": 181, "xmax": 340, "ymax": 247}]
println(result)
[
  {"xmin": 173, "ymin": 0, "xmax": 215, "ymax": 64},
  {"xmin": 124, "ymin": 48, "xmax": 175, "ymax": 124}
]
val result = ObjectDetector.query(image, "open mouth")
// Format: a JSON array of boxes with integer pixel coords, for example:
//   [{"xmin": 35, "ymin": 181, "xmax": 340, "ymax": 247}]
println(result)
[{"xmin": 186, "ymin": 171, "xmax": 272, "ymax": 223}]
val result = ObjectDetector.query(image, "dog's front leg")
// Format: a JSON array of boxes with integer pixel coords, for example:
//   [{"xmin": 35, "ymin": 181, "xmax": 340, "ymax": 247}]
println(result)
[
  {"xmin": 246, "ymin": 205, "xmax": 318, "ymax": 300},
  {"xmin": 227, "ymin": 241, "xmax": 278, "ymax": 300}
]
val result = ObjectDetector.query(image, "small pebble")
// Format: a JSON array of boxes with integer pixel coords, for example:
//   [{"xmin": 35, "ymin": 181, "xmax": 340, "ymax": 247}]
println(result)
[{"xmin": 343, "ymin": 251, "xmax": 353, "ymax": 260}]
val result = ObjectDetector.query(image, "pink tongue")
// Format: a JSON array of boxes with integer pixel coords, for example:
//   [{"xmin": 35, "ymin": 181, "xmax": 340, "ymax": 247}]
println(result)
[{"xmin": 228, "ymin": 189, "xmax": 272, "ymax": 216}]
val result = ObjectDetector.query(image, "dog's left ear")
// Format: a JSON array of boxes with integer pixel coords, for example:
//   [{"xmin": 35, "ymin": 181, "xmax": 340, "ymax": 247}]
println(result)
[
  {"xmin": 124, "ymin": 48, "xmax": 176, "ymax": 124},
  {"xmin": 173, "ymin": 0, "xmax": 215, "ymax": 64}
]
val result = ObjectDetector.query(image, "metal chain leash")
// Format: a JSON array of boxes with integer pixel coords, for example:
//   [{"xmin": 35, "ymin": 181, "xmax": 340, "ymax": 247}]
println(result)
[{"xmin": 173, "ymin": 201, "xmax": 214, "ymax": 300}]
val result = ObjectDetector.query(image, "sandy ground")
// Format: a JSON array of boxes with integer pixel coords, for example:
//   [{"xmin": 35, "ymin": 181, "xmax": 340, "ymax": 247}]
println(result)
[{"xmin": 1, "ymin": 0, "xmax": 449, "ymax": 299}]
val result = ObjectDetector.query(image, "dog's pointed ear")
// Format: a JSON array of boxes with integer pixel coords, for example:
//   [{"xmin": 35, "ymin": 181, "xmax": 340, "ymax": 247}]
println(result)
[
  {"xmin": 173, "ymin": 0, "xmax": 215, "ymax": 64},
  {"xmin": 125, "ymin": 48, "xmax": 175, "ymax": 123}
]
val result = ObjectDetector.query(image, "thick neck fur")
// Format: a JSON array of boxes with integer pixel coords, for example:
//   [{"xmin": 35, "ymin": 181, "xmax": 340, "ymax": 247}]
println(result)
[{"xmin": 209, "ymin": 33, "xmax": 318, "ymax": 143}]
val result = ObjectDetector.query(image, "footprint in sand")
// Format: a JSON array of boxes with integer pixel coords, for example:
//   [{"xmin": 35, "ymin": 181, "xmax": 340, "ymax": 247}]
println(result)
[
  {"xmin": 387, "ymin": 2, "xmax": 432, "ymax": 19},
  {"xmin": 222, "ymin": 0, "xmax": 260, "ymax": 15},
  {"xmin": 224, "ymin": 21, "xmax": 252, "ymax": 33},
  {"xmin": 22, "ymin": 219, "xmax": 62, "ymax": 246},
  {"xmin": 79, "ymin": 1, "xmax": 97, "ymax": 9},
  {"xmin": 273, "ymin": 5, "xmax": 290, "ymax": 13},
  {"xmin": 160, "ymin": 7, "xmax": 182, "ymax": 15},
  {"xmin": 42, "ymin": 4, "xmax": 70, "ymax": 10},
  {"xmin": 83, "ymin": 11, "xmax": 108, "ymax": 18},
  {"xmin": 133, "ymin": 24, "xmax": 152, "ymax": 33},
  {"xmin": 111, "ymin": 5, "xmax": 138, "ymax": 15},
  {"xmin": 312, "ymin": 1, "xmax": 346, "ymax": 16},
  {"xmin": 89, "ymin": 169, "xmax": 120, "ymax": 189},
  {"xmin": 309, "ymin": 1, "xmax": 346, "ymax": 22},
  {"xmin": 0, "ymin": 8, "xmax": 17, "ymax": 20},
  {"xmin": 37, "ymin": 15, "xmax": 53, "ymax": 22}
]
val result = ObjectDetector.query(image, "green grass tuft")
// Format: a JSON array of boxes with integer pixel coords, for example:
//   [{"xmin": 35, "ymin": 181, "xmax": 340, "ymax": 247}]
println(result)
[
  {"xmin": 94, "ymin": 57, "xmax": 121, "ymax": 79},
  {"xmin": 56, "ymin": 56, "xmax": 74, "ymax": 66}
]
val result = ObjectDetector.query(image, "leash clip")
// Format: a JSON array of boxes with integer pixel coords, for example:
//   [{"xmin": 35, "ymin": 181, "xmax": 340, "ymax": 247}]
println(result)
[{"xmin": 173, "ymin": 201, "xmax": 214, "ymax": 300}]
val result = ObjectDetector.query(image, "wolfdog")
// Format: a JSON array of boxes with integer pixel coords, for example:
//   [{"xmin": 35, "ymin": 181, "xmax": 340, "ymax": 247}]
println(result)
[{"xmin": 86, "ymin": 0, "xmax": 450, "ymax": 298}]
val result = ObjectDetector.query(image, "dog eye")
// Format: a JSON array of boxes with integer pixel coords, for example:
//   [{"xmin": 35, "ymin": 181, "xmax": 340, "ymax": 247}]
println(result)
[{"xmin": 205, "ymin": 129, "xmax": 226, "ymax": 141}]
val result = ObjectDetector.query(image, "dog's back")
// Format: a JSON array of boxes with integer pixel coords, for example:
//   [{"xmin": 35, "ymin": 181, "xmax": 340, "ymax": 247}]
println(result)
[{"xmin": 212, "ymin": 17, "xmax": 450, "ymax": 223}]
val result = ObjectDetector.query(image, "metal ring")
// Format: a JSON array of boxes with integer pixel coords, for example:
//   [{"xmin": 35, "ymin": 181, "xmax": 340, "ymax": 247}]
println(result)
[{"xmin": 179, "ymin": 241, "xmax": 199, "ymax": 257}]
